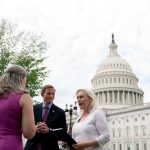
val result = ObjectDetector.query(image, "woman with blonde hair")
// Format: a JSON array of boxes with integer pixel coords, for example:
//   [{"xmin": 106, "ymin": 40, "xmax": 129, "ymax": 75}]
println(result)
[
  {"xmin": 72, "ymin": 89, "xmax": 110, "ymax": 150},
  {"xmin": 0, "ymin": 65, "xmax": 35, "ymax": 150}
]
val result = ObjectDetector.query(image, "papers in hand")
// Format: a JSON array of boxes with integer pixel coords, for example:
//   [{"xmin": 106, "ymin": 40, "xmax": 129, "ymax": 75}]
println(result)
[
  {"xmin": 50, "ymin": 128, "xmax": 64, "ymax": 131},
  {"xmin": 50, "ymin": 128, "xmax": 77, "ymax": 150}
]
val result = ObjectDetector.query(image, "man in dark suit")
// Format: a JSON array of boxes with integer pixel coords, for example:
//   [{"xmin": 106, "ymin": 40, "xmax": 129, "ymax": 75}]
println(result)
[{"xmin": 24, "ymin": 84, "xmax": 67, "ymax": 150}]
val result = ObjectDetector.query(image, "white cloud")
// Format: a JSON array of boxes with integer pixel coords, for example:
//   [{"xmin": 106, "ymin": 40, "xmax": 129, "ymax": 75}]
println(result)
[{"xmin": 0, "ymin": 0, "xmax": 150, "ymax": 109}]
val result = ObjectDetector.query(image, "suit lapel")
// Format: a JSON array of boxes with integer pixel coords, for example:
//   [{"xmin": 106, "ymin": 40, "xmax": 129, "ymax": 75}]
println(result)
[{"xmin": 37, "ymin": 103, "xmax": 43, "ymax": 122}]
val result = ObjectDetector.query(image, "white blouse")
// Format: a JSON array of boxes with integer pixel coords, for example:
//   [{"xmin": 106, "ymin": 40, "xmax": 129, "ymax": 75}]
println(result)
[{"xmin": 72, "ymin": 109, "xmax": 110, "ymax": 150}]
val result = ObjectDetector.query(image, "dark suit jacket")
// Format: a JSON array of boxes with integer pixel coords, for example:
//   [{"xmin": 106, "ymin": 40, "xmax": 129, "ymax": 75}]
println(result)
[{"xmin": 24, "ymin": 103, "xmax": 67, "ymax": 150}]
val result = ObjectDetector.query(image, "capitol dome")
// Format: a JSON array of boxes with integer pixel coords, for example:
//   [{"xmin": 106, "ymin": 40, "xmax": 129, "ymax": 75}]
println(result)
[
  {"xmin": 96, "ymin": 40, "xmax": 133, "ymax": 74},
  {"xmin": 91, "ymin": 34, "xmax": 144, "ymax": 110}
]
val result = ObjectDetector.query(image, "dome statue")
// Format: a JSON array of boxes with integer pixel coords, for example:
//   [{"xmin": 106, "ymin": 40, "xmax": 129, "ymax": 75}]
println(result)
[{"xmin": 96, "ymin": 33, "xmax": 132, "ymax": 74}]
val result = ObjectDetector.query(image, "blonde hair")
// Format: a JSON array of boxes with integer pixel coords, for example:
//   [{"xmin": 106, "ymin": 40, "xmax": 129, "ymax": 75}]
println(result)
[
  {"xmin": 0, "ymin": 65, "xmax": 29, "ymax": 96},
  {"xmin": 76, "ymin": 88, "xmax": 97, "ymax": 114}
]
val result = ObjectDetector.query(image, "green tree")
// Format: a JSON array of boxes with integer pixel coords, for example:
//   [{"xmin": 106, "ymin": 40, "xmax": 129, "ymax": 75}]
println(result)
[{"xmin": 0, "ymin": 18, "xmax": 49, "ymax": 97}]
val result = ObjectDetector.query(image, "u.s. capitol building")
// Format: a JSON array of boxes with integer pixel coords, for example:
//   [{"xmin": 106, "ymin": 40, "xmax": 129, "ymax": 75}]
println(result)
[{"xmin": 91, "ymin": 35, "xmax": 150, "ymax": 150}]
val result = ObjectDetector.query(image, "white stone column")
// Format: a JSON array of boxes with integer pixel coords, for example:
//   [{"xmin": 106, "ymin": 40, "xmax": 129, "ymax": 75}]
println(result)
[
  {"xmin": 127, "ymin": 91, "xmax": 130, "ymax": 104},
  {"xmin": 99, "ymin": 92, "xmax": 101, "ymax": 104},
  {"xmin": 135, "ymin": 93, "xmax": 138, "ymax": 104},
  {"xmin": 112, "ymin": 91, "xmax": 115, "ymax": 104},
  {"xmin": 132, "ymin": 92, "xmax": 135, "ymax": 104},
  {"xmin": 117, "ymin": 91, "xmax": 120, "ymax": 104},
  {"xmin": 102, "ymin": 92, "xmax": 105, "ymax": 104},
  {"xmin": 122, "ymin": 91, "xmax": 125, "ymax": 104},
  {"xmin": 99, "ymin": 92, "xmax": 102, "ymax": 104},
  {"xmin": 97, "ymin": 92, "xmax": 99, "ymax": 105},
  {"xmin": 107, "ymin": 91, "xmax": 109, "ymax": 104}
]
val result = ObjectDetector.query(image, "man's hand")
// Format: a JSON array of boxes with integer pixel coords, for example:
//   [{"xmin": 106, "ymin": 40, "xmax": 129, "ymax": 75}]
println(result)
[{"xmin": 36, "ymin": 122, "xmax": 49, "ymax": 133}]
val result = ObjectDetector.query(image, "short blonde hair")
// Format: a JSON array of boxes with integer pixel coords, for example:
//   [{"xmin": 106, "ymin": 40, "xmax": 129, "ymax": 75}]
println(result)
[{"xmin": 76, "ymin": 88, "xmax": 97, "ymax": 113}]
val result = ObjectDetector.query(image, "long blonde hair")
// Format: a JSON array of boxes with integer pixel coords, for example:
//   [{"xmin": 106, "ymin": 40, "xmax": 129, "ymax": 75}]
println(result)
[
  {"xmin": 76, "ymin": 88, "xmax": 97, "ymax": 115},
  {"xmin": 0, "ymin": 65, "xmax": 29, "ymax": 96}
]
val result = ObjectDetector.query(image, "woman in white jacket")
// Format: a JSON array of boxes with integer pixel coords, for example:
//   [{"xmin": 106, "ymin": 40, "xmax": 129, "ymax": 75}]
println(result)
[{"xmin": 72, "ymin": 89, "xmax": 110, "ymax": 150}]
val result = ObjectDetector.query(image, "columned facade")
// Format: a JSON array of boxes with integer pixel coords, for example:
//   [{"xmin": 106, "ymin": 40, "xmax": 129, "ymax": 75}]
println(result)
[
  {"xmin": 105, "ymin": 103, "xmax": 150, "ymax": 150},
  {"xmin": 91, "ymin": 34, "xmax": 149, "ymax": 150}
]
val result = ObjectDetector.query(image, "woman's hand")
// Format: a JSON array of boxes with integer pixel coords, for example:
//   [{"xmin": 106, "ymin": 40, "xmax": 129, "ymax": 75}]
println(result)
[
  {"xmin": 72, "ymin": 140, "xmax": 99, "ymax": 150},
  {"xmin": 72, "ymin": 142, "xmax": 87, "ymax": 150}
]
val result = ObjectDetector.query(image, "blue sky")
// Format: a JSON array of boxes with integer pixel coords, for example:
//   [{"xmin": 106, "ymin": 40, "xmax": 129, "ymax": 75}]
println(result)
[{"xmin": 0, "ymin": 0, "xmax": 150, "ymax": 109}]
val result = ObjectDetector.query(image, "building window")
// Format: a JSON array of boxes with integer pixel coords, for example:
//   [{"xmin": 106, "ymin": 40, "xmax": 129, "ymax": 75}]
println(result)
[
  {"xmin": 112, "ymin": 129, "xmax": 115, "ymax": 138},
  {"xmin": 126, "ymin": 127, "xmax": 130, "ymax": 137},
  {"xmin": 106, "ymin": 78, "xmax": 108, "ymax": 84},
  {"xmin": 126, "ymin": 78, "xmax": 128, "ymax": 84},
  {"xmin": 141, "ymin": 126, "xmax": 146, "ymax": 136},
  {"xmin": 119, "ymin": 143, "xmax": 122, "ymax": 150},
  {"xmin": 127, "ymin": 144, "xmax": 130, "ymax": 150},
  {"xmin": 114, "ymin": 78, "xmax": 116, "ymax": 83},
  {"xmin": 99, "ymin": 80, "xmax": 100, "ymax": 85},
  {"xmin": 134, "ymin": 126, "xmax": 139, "ymax": 137},
  {"xmin": 102, "ymin": 79, "xmax": 104, "ymax": 84},
  {"xmin": 118, "ymin": 128, "xmax": 122, "ymax": 137},
  {"xmin": 142, "ymin": 116, "xmax": 145, "ymax": 120},
  {"xmin": 144, "ymin": 143, "xmax": 147, "ymax": 150},
  {"xmin": 110, "ymin": 78, "xmax": 112, "ymax": 83},
  {"xmin": 113, "ymin": 143, "xmax": 116, "ymax": 150},
  {"xmin": 136, "ymin": 143, "xmax": 139, "ymax": 150}
]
